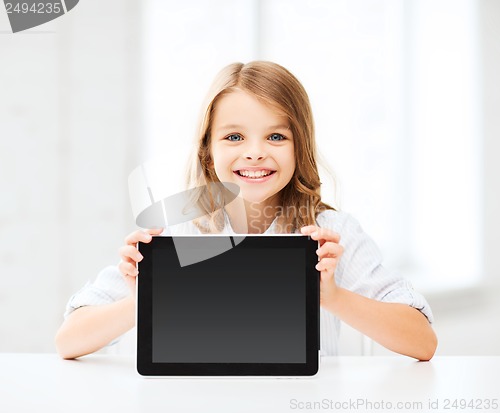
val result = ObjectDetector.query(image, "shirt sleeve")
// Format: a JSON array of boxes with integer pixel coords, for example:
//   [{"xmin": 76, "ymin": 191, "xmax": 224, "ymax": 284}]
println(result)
[
  {"xmin": 317, "ymin": 210, "xmax": 434, "ymax": 323},
  {"xmin": 63, "ymin": 226, "xmax": 174, "ymax": 320},
  {"xmin": 63, "ymin": 264, "xmax": 130, "ymax": 319}
]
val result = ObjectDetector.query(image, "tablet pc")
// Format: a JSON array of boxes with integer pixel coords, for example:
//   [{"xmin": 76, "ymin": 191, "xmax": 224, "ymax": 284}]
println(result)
[{"xmin": 137, "ymin": 235, "xmax": 320, "ymax": 377}]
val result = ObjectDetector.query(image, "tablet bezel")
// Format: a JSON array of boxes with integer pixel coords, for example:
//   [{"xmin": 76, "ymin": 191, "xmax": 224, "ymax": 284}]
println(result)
[{"xmin": 136, "ymin": 235, "xmax": 320, "ymax": 377}]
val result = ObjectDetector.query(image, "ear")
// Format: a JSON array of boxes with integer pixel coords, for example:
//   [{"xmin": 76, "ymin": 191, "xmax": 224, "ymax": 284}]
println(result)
[
  {"xmin": 206, "ymin": 157, "xmax": 214, "ymax": 168},
  {"xmin": 208, "ymin": 153, "xmax": 214, "ymax": 168}
]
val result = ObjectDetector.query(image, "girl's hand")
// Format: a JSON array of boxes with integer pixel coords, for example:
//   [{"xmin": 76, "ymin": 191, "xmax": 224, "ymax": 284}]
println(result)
[
  {"xmin": 300, "ymin": 225, "xmax": 344, "ymax": 308},
  {"xmin": 118, "ymin": 228, "xmax": 164, "ymax": 296}
]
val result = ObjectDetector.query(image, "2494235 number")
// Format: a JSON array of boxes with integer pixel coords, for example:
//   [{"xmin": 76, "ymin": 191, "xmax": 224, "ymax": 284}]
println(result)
[
  {"xmin": 5, "ymin": 2, "xmax": 62, "ymax": 14},
  {"xmin": 443, "ymin": 398, "xmax": 499, "ymax": 410}
]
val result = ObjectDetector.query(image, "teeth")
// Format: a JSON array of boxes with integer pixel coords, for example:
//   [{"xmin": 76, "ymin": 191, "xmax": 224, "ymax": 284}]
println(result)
[{"xmin": 238, "ymin": 170, "xmax": 272, "ymax": 178}]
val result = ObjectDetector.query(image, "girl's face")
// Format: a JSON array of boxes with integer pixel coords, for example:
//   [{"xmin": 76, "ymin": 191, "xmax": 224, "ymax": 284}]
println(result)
[{"xmin": 210, "ymin": 90, "xmax": 295, "ymax": 205}]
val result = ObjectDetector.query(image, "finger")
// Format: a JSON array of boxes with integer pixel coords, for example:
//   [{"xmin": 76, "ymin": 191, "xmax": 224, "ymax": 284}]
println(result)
[
  {"xmin": 118, "ymin": 260, "xmax": 139, "ymax": 277},
  {"xmin": 317, "ymin": 242, "xmax": 344, "ymax": 259},
  {"xmin": 315, "ymin": 257, "xmax": 338, "ymax": 273},
  {"xmin": 119, "ymin": 245, "xmax": 143, "ymax": 263},
  {"xmin": 300, "ymin": 225, "xmax": 318, "ymax": 235},
  {"xmin": 125, "ymin": 231, "xmax": 150, "ymax": 245},
  {"xmin": 125, "ymin": 229, "xmax": 161, "ymax": 245},
  {"xmin": 120, "ymin": 255, "xmax": 135, "ymax": 266},
  {"xmin": 307, "ymin": 227, "xmax": 340, "ymax": 244}
]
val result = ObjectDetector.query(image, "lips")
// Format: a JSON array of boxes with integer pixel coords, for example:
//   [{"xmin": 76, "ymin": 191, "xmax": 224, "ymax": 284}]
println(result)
[{"xmin": 233, "ymin": 169, "xmax": 276, "ymax": 179}]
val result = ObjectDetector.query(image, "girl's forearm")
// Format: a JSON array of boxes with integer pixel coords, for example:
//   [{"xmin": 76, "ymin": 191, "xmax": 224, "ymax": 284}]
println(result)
[
  {"xmin": 55, "ymin": 297, "xmax": 136, "ymax": 360},
  {"xmin": 325, "ymin": 288, "xmax": 437, "ymax": 361}
]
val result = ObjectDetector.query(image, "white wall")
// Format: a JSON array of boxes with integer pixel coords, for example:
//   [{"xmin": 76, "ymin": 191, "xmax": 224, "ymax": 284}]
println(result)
[
  {"xmin": 370, "ymin": 0, "xmax": 500, "ymax": 356},
  {"xmin": 0, "ymin": 0, "xmax": 142, "ymax": 352},
  {"xmin": 424, "ymin": 0, "xmax": 500, "ymax": 357},
  {"xmin": 480, "ymin": 0, "xmax": 500, "ymax": 292}
]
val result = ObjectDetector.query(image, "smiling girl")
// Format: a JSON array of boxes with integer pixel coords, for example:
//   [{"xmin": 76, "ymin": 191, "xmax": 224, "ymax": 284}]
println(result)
[{"xmin": 55, "ymin": 61, "xmax": 437, "ymax": 361}]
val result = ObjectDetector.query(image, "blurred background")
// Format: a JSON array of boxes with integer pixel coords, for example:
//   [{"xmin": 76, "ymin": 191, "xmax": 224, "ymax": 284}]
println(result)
[{"xmin": 1, "ymin": 0, "xmax": 499, "ymax": 355}]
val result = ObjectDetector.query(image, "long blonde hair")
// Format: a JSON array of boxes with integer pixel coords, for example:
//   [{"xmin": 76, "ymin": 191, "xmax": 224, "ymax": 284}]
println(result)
[{"xmin": 186, "ymin": 61, "xmax": 334, "ymax": 233}]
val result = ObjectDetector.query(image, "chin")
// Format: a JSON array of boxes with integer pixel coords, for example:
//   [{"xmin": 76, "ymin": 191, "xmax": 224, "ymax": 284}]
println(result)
[{"xmin": 239, "ymin": 193, "xmax": 274, "ymax": 205}]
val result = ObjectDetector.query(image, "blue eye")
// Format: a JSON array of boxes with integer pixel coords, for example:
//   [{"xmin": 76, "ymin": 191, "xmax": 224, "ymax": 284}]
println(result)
[
  {"xmin": 226, "ymin": 134, "xmax": 243, "ymax": 142},
  {"xmin": 268, "ymin": 133, "xmax": 285, "ymax": 141}
]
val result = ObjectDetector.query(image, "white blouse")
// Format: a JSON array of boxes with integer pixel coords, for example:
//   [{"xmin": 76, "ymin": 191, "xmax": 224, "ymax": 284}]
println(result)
[{"xmin": 64, "ymin": 209, "xmax": 433, "ymax": 356}]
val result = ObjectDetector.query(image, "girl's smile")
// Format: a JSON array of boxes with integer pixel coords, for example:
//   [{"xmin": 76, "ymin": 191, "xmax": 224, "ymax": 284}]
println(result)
[
  {"xmin": 210, "ymin": 89, "xmax": 295, "ymax": 205},
  {"xmin": 233, "ymin": 167, "xmax": 276, "ymax": 182}
]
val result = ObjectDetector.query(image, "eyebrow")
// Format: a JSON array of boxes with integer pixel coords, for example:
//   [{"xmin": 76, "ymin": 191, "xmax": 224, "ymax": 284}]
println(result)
[{"xmin": 215, "ymin": 124, "xmax": 290, "ymax": 132}]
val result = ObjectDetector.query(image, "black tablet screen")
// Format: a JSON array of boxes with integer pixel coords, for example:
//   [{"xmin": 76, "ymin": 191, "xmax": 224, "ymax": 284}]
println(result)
[{"xmin": 151, "ymin": 238, "xmax": 306, "ymax": 363}]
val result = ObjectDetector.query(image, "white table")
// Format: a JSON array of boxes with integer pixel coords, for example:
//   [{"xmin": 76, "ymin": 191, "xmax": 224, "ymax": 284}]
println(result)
[{"xmin": 0, "ymin": 354, "xmax": 499, "ymax": 413}]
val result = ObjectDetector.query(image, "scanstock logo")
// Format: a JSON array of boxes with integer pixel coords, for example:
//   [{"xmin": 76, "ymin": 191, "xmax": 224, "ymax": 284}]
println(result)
[
  {"xmin": 128, "ymin": 160, "xmax": 246, "ymax": 267},
  {"xmin": 3, "ymin": 0, "xmax": 79, "ymax": 33}
]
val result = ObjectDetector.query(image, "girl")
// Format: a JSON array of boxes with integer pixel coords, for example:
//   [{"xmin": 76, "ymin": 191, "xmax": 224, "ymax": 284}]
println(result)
[{"xmin": 55, "ymin": 61, "xmax": 437, "ymax": 361}]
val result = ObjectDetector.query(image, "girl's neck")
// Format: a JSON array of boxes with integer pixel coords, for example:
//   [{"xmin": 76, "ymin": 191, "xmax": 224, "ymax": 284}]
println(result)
[{"xmin": 225, "ymin": 196, "xmax": 280, "ymax": 234}]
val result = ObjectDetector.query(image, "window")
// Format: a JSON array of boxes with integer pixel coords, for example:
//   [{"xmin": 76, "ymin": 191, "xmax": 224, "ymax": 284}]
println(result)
[{"xmin": 143, "ymin": 0, "xmax": 482, "ymax": 291}]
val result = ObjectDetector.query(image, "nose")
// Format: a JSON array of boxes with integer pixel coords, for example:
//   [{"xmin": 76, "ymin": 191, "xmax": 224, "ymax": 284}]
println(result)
[
  {"xmin": 244, "ymin": 141, "xmax": 267, "ymax": 161},
  {"xmin": 245, "ymin": 153, "xmax": 264, "ymax": 161}
]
